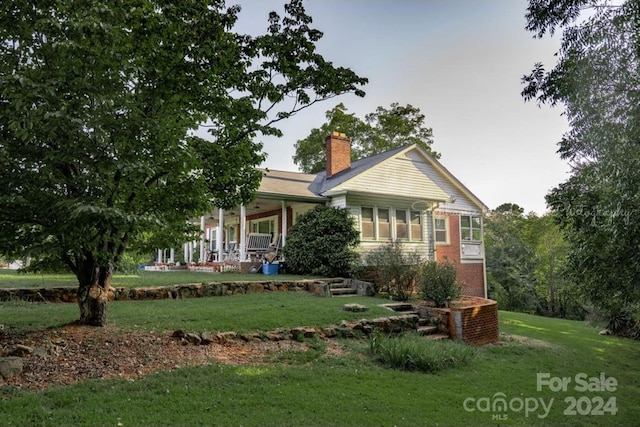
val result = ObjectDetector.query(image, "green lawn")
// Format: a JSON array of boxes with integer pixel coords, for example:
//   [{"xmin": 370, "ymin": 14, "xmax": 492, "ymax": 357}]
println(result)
[
  {"xmin": 0, "ymin": 269, "xmax": 317, "ymax": 289},
  {"xmin": 2, "ymin": 294, "xmax": 639, "ymax": 426}
]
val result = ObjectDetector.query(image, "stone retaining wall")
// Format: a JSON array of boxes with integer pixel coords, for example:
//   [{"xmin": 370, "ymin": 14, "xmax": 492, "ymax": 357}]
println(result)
[{"xmin": 0, "ymin": 278, "xmax": 374, "ymax": 304}]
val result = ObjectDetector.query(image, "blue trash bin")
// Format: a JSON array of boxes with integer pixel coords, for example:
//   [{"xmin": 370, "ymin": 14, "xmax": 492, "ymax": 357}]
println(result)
[{"xmin": 263, "ymin": 262, "xmax": 279, "ymax": 275}]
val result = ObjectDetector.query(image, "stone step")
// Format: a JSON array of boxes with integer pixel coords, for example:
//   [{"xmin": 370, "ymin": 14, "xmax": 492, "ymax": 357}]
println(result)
[
  {"xmin": 382, "ymin": 302, "xmax": 414, "ymax": 312},
  {"xmin": 418, "ymin": 317, "xmax": 431, "ymax": 327},
  {"xmin": 424, "ymin": 333, "xmax": 450, "ymax": 341},
  {"xmin": 417, "ymin": 325, "xmax": 438, "ymax": 336},
  {"xmin": 330, "ymin": 288, "xmax": 358, "ymax": 296}
]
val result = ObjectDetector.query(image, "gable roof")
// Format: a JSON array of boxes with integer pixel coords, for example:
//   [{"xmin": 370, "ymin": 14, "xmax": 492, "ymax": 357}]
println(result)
[{"xmin": 258, "ymin": 144, "xmax": 488, "ymax": 213}]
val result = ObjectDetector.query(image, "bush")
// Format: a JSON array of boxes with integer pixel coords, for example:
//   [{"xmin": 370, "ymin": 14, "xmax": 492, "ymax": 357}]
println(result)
[
  {"xmin": 368, "ymin": 332, "xmax": 477, "ymax": 373},
  {"xmin": 283, "ymin": 205, "xmax": 360, "ymax": 277},
  {"xmin": 116, "ymin": 252, "xmax": 148, "ymax": 275},
  {"xmin": 362, "ymin": 242, "xmax": 421, "ymax": 300},
  {"xmin": 419, "ymin": 260, "xmax": 461, "ymax": 307}
]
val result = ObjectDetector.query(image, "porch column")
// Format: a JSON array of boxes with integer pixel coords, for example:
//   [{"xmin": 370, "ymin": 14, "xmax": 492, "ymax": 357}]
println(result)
[
  {"xmin": 239, "ymin": 204, "xmax": 247, "ymax": 261},
  {"xmin": 217, "ymin": 208, "xmax": 224, "ymax": 261},
  {"xmin": 157, "ymin": 249, "xmax": 163, "ymax": 264},
  {"xmin": 199, "ymin": 216, "xmax": 206, "ymax": 263},
  {"xmin": 169, "ymin": 248, "xmax": 175, "ymax": 264},
  {"xmin": 281, "ymin": 200, "xmax": 287, "ymax": 249}
]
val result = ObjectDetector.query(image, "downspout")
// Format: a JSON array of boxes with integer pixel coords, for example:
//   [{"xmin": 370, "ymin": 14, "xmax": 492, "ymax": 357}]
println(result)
[
  {"xmin": 481, "ymin": 217, "xmax": 488, "ymax": 298},
  {"xmin": 428, "ymin": 201, "xmax": 442, "ymax": 261}
]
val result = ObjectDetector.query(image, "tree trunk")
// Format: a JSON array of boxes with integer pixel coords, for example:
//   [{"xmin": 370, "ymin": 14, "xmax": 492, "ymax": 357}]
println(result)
[{"xmin": 76, "ymin": 262, "xmax": 113, "ymax": 327}]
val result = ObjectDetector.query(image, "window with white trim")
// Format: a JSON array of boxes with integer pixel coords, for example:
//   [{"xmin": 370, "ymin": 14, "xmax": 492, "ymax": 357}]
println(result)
[
  {"xmin": 361, "ymin": 207, "xmax": 375, "ymax": 239},
  {"xmin": 360, "ymin": 207, "xmax": 423, "ymax": 241},
  {"xmin": 460, "ymin": 215, "xmax": 482, "ymax": 241},
  {"xmin": 410, "ymin": 210, "xmax": 422, "ymax": 241},
  {"xmin": 396, "ymin": 209, "xmax": 408, "ymax": 240},
  {"xmin": 249, "ymin": 215, "xmax": 278, "ymax": 238},
  {"xmin": 434, "ymin": 217, "xmax": 448, "ymax": 244},
  {"xmin": 460, "ymin": 214, "xmax": 483, "ymax": 258},
  {"xmin": 378, "ymin": 208, "xmax": 391, "ymax": 239}
]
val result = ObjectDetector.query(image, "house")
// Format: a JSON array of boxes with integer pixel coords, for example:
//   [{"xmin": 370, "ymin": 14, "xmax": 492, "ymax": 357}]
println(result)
[{"xmin": 177, "ymin": 131, "xmax": 489, "ymax": 297}]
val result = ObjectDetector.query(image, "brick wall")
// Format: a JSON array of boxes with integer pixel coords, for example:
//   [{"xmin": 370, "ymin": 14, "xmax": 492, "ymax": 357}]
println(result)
[
  {"xmin": 450, "ymin": 296, "xmax": 499, "ymax": 345},
  {"xmin": 435, "ymin": 213, "xmax": 486, "ymax": 297}
]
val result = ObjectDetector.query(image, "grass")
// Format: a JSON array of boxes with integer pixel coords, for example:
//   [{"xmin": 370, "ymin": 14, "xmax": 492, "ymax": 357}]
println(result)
[
  {"xmin": 1, "ymin": 293, "xmax": 394, "ymax": 334},
  {"xmin": 0, "ymin": 269, "xmax": 318, "ymax": 289},
  {"xmin": 2, "ymin": 294, "xmax": 640, "ymax": 426}
]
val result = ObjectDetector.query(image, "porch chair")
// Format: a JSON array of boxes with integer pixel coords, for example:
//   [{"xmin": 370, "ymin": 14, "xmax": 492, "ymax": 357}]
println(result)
[
  {"xmin": 222, "ymin": 241, "xmax": 238, "ymax": 261},
  {"xmin": 245, "ymin": 233, "xmax": 273, "ymax": 261}
]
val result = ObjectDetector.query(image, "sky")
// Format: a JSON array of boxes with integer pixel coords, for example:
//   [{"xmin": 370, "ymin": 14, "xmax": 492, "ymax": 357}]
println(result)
[{"xmin": 228, "ymin": 0, "xmax": 570, "ymax": 215}]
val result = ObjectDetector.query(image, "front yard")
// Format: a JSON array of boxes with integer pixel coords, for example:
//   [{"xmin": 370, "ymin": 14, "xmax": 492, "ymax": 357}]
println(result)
[{"xmin": 1, "ymin": 289, "xmax": 639, "ymax": 426}]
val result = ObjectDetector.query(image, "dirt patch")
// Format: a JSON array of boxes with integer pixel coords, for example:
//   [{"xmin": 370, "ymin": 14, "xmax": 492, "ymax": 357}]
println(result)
[
  {"xmin": 501, "ymin": 333, "xmax": 558, "ymax": 349},
  {"xmin": 0, "ymin": 324, "xmax": 345, "ymax": 392}
]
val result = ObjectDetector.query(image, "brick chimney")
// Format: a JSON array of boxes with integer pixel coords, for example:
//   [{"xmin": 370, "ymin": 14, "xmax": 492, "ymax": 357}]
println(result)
[{"xmin": 325, "ymin": 131, "xmax": 351, "ymax": 178}]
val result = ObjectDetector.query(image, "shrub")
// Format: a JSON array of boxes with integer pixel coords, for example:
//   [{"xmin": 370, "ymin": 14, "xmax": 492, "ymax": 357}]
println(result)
[
  {"xmin": 362, "ymin": 242, "xmax": 421, "ymax": 300},
  {"xmin": 419, "ymin": 260, "xmax": 461, "ymax": 307},
  {"xmin": 604, "ymin": 306, "xmax": 640, "ymax": 340},
  {"xmin": 116, "ymin": 252, "xmax": 148, "ymax": 275},
  {"xmin": 283, "ymin": 205, "xmax": 360, "ymax": 277},
  {"xmin": 368, "ymin": 332, "xmax": 477, "ymax": 373}
]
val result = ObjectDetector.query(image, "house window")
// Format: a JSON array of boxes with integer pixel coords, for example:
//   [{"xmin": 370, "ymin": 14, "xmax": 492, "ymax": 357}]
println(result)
[
  {"xmin": 410, "ymin": 210, "xmax": 422, "ymax": 241},
  {"xmin": 378, "ymin": 208, "xmax": 391, "ymax": 240},
  {"xmin": 460, "ymin": 214, "xmax": 483, "ymax": 258},
  {"xmin": 396, "ymin": 209, "xmax": 408, "ymax": 239},
  {"xmin": 361, "ymin": 207, "xmax": 374, "ymax": 239},
  {"xmin": 460, "ymin": 215, "xmax": 482, "ymax": 241},
  {"xmin": 360, "ymin": 206, "xmax": 393, "ymax": 240},
  {"xmin": 434, "ymin": 217, "xmax": 448, "ymax": 244},
  {"xmin": 249, "ymin": 215, "xmax": 277, "ymax": 238}
]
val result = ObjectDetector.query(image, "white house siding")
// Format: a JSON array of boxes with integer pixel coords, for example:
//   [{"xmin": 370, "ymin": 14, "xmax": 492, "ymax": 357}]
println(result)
[
  {"xmin": 343, "ymin": 194, "xmax": 434, "ymax": 260},
  {"xmin": 402, "ymin": 150, "xmax": 480, "ymax": 213},
  {"xmin": 328, "ymin": 194, "xmax": 347, "ymax": 208},
  {"xmin": 330, "ymin": 153, "xmax": 449, "ymax": 202}
]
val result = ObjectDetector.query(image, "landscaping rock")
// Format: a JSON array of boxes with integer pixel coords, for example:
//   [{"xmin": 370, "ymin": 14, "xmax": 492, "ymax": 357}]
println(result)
[
  {"xmin": 185, "ymin": 333, "xmax": 202, "ymax": 345},
  {"xmin": 240, "ymin": 332, "xmax": 262, "ymax": 342},
  {"xmin": 343, "ymin": 303, "xmax": 369, "ymax": 312},
  {"xmin": 321, "ymin": 326, "xmax": 337, "ymax": 338},
  {"xmin": 216, "ymin": 331, "xmax": 237, "ymax": 343},
  {"xmin": 200, "ymin": 331, "xmax": 214, "ymax": 345},
  {"xmin": 8, "ymin": 344, "xmax": 33, "ymax": 357},
  {"xmin": 171, "ymin": 329, "xmax": 186, "ymax": 339},
  {"xmin": 0, "ymin": 357, "xmax": 23, "ymax": 380}
]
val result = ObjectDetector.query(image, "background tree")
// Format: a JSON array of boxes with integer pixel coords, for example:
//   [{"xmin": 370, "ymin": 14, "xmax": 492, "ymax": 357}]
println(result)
[
  {"xmin": 291, "ymin": 103, "xmax": 370, "ymax": 173},
  {"xmin": 484, "ymin": 204, "xmax": 539, "ymax": 313},
  {"xmin": 0, "ymin": 0, "xmax": 366, "ymax": 326},
  {"xmin": 485, "ymin": 203, "xmax": 583, "ymax": 319},
  {"xmin": 293, "ymin": 102, "xmax": 438, "ymax": 173},
  {"xmin": 283, "ymin": 205, "xmax": 360, "ymax": 277},
  {"xmin": 522, "ymin": 0, "xmax": 640, "ymax": 329}
]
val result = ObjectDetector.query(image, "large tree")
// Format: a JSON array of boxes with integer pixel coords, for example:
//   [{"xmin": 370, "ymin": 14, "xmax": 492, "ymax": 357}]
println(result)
[
  {"xmin": 293, "ymin": 102, "xmax": 438, "ymax": 173},
  {"xmin": 0, "ymin": 0, "xmax": 366, "ymax": 326},
  {"xmin": 522, "ymin": 1, "xmax": 640, "ymax": 320}
]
